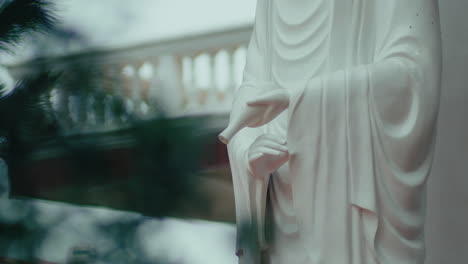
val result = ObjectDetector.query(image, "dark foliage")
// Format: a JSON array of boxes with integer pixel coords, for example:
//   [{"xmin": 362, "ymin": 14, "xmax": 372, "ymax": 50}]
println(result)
[
  {"xmin": 0, "ymin": 71, "xmax": 60, "ymax": 133},
  {"xmin": 0, "ymin": 71, "xmax": 61, "ymax": 165},
  {"xmin": 0, "ymin": 0, "xmax": 61, "ymax": 156},
  {"xmin": 0, "ymin": 0, "xmax": 57, "ymax": 52}
]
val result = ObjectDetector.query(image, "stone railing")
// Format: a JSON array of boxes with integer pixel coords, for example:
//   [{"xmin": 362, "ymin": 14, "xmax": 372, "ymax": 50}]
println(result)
[{"xmin": 5, "ymin": 26, "xmax": 252, "ymax": 135}]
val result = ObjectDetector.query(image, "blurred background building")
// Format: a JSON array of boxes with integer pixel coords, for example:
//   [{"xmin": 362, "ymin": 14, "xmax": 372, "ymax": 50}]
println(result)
[{"xmin": 0, "ymin": 1, "xmax": 256, "ymax": 263}]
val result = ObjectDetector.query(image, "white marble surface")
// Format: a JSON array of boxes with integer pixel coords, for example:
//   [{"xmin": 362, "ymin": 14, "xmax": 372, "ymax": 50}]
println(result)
[{"xmin": 224, "ymin": 1, "xmax": 442, "ymax": 263}]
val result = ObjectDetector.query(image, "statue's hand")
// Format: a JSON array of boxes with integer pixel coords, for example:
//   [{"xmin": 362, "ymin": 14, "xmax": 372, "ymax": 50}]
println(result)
[
  {"xmin": 219, "ymin": 87, "xmax": 290, "ymax": 144},
  {"xmin": 248, "ymin": 134, "xmax": 289, "ymax": 179},
  {"xmin": 246, "ymin": 88, "xmax": 290, "ymax": 126}
]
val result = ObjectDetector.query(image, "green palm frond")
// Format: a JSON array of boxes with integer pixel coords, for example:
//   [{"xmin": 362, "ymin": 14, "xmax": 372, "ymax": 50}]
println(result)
[
  {"xmin": 0, "ymin": 0, "xmax": 57, "ymax": 52},
  {"xmin": 0, "ymin": 71, "xmax": 61, "ymax": 146}
]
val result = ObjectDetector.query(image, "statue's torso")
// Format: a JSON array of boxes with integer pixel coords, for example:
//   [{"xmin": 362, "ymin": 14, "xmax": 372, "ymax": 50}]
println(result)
[
  {"xmin": 267, "ymin": 0, "xmax": 353, "ymax": 139},
  {"xmin": 263, "ymin": 1, "xmax": 366, "ymax": 263}
]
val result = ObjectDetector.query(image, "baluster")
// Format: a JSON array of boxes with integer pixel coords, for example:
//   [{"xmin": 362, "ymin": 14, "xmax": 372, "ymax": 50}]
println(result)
[
  {"xmin": 205, "ymin": 53, "xmax": 213, "ymax": 105},
  {"xmin": 101, "ymin": 65, "xmax": 116, "ymax": 127},
  {"xmin": 138, "ymin": 61, "xmax": 154, "ymax": 117},
  {"xmin": 112, "ymin": 64, "xmax": 128, "ymax": 125},
  {"xmin": 84, "ymin": 68, "xmax": 96, "ymax": 129},
  {"xmin": 233, "ymin": 46, "xmax": 244, "ymax": 89},
  {"xmin": 214, "ymin": 49, "xmax": 230, "ymax": 102},
  {"xmin": 76, "ymin": 90, "xmax": 89, "ymax": 131},
  {"xmin": 92, "ymin": 70, "xmax": 106, "ymax": 130},
  {"xmin": 193, "ymin": 53, "xmax": 201, "ymax": 105},
  {"xmin": 178, "ymin": 55, "xmax": 188, "ymax": 109},
  {"xmin": 54, "ymin": 84, "xmax": 74, "ymax": 133},
  {"xmin": 197, "ymin": 52, "xmax": 212, "ymax": 106},
  {"xmin": 228, "ymin": 47, "xmax": 237, "ymax": 93},
  {"xmin": 209, "ymin": 51, "xmax": 217, "ymax": 105},
  {"xmin": 132, "ymin": 61, "xmax": 144, "ymax": 117},
  {"xmin": 151, "ymin": 57, "xmax": 160, "ymax": 116},
  {"xmin": 183, "ymin": 54, "xmax": 197, "ymax": 110},
  {"xmin": 190, "ymin": 55, "xmax": 198, "ymax": 101},
  {"xmin": 189, "ymin": 55, "xmax": 197, "ymax": 108},
  {"xmin": 161, "ymin": 55, "xmax": 185, "ymax": 116},
  {"xmin": 100, "ymin": 65, "xmax": 111, "ymax": 127},
  {"xmin": 104, "ymin": 64, "xmax": 119, "ymax": 127},
  {"xmin": 121, "ymin": 64, "xmax": 136, "ymax": 118},
  {"xmin": 50, "ymin": 86, "xmax": 66, "ymax": 129}
]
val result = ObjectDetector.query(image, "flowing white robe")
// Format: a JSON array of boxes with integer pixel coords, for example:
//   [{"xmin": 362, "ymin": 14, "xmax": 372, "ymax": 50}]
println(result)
[{"xmin": 227, "ymin": 0, "xmax": 442, "ymax": 263}]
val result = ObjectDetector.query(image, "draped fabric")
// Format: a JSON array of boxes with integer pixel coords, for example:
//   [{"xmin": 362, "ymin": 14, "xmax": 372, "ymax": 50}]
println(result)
[{"xmin": 227, "ymin": 1, "xmax": 442, "ymax": 263}]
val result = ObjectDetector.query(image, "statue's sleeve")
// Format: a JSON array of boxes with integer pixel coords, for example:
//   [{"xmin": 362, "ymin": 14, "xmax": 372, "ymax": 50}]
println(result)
[
  {"xmin": 226, "ymin": 0, "xmax": 271, "ymax": 262},
  {"xmin": 287, "ymin": 1, "xmax": 441, "ymax": 262}
]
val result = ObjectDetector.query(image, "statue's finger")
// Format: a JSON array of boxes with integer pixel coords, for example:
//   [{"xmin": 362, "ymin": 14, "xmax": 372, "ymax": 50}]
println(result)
[
  {"xmin": 259, "ymin": 147, "xmax": 285, "ymax": 157},
  {"xmin": 246, "ymin": 90, "xmax": 283, "ymax": 106},
  {"xmin": 262, "ymin": 134, "xmax": 287, "ymax": 145},
  {"xmin": 249, "ymin": 152, "xmax": 263, "ymax": 162},
  {"xmin": 246, "ymin": 98, "xmax": 274, "ymax": 107},
  {"xmin": 262, "ymin": 141, "xmax": 288, "ymax": 153}
]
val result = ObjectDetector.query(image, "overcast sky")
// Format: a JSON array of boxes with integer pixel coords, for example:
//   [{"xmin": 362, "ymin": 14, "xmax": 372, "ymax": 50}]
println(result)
[
  {"xmin": 56, "ymin": 0, "xmax": 256, "ymax": 47},
  {"xmin": 1, "ymin": 0, "xmax": 256, "ymax": 64}
]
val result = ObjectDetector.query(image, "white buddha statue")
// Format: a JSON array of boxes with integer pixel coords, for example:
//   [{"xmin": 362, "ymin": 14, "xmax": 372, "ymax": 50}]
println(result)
[{"xmin": 220, "ymin": 0, "xmax": 442, "ymax": 263}]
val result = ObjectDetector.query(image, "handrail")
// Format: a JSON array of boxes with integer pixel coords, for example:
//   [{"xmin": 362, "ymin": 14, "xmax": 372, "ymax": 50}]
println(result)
[{"xmin": 6, "ymin": 25, "xmax": 253, "ymax": 71}]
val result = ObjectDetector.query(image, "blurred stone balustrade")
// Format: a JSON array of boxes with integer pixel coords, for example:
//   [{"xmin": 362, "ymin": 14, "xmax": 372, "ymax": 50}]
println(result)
[{"xmin": 6, "ymin": 26, "xmax": 251, "ymax": 136}]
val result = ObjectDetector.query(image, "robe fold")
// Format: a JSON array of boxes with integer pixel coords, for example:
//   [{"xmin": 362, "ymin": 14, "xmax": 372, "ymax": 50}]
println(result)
[{"xmin": 227, "ymin": 0, "xmax": 441, "ymax": 263}]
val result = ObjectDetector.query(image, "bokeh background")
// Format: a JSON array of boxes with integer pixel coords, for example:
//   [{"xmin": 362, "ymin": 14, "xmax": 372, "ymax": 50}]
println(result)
[{"xmin": 0, "ymin": 0, "xmax": 466, "ymax": 263}]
